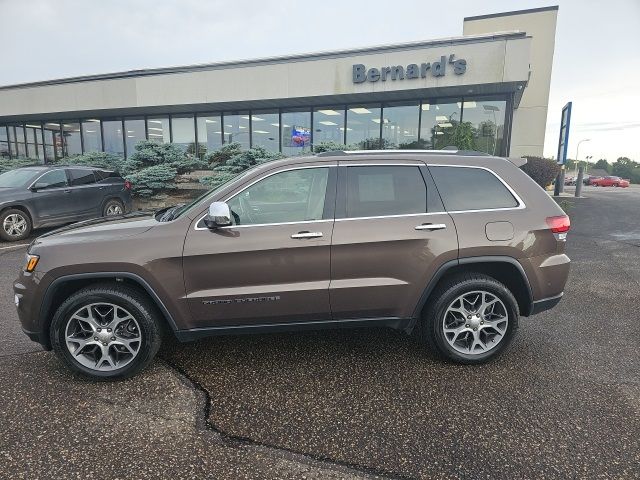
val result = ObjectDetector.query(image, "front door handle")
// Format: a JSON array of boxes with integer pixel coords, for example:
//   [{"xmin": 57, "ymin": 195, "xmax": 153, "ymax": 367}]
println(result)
[
  {"xmin": 64, "ymin": 189, "xmax": 72, "ymax": 193},
  {"xmin": 291, "ymin": 231, "xmax": 323, "ymax": 239},
  {"xmin": 415, "ymin": 223, "xmax": 447, "ymax": 231}
]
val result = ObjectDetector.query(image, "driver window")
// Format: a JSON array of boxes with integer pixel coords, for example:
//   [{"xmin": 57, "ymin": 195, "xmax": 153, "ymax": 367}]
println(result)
[
  {"xmin": 227, "ymin": 168, "xmax": 329, "ymax": 226},
  {"xmin": 33, "ymin": 170, "xmax": 68, "ymax": 190}
]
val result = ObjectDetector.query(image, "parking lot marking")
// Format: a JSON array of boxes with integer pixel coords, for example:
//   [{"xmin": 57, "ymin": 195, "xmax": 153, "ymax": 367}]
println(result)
[{"xmin": 0, "ymin": 243, "xmax": 29, "ymax": 251}]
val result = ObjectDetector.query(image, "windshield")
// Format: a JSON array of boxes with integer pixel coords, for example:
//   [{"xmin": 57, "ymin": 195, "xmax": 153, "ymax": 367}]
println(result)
[
  {"xmin": 171, "ymin": 166, "xmax": 262, "ymax": 219},
  {"xmin": 0, "ymin": 169, "xmax": 41, "ymax": 188}
]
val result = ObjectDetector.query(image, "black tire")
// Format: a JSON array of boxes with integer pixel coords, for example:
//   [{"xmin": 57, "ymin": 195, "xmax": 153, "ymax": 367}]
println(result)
[
  {"xmin": 0, "ymin": 208, "xmax": 32, "ymax": 242},
  {"xmin": 50, "ymin": 283, "xmax": 161, "ymax": 381},
  {"xmin": 416, "ymin": 273, "xmax": 519, "ymax": 364},
  {"xmin": 103, "ymin": 198, "xmax": 125, "ymax": 217}
]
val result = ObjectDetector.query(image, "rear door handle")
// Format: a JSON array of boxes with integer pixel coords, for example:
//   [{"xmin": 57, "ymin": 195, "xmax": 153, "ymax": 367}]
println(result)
[
  {"xmin": 415, "ymin": 223, "xmax": 447, "ymax": 231},
  {"xmin": 64, "ymin": 189, "xmax": 72, "ymax": 193},
  {"xmin": 291, "ymin": 231, "xmax": 323, "ymax": 239}
]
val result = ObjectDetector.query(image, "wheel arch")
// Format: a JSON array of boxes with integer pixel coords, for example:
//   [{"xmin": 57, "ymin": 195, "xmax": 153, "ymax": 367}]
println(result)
[
  {"xmin": 0, "ymin": 203, "xmax": 35, "ymax": 223},
  {"xmin": 100, "ymin": 196, "xmax": 125, "ymax": 215},
  {"xmin": 39, "ymin": 272, "xmax": 180, "ymax": 349},
  {"xmin": 408, "ymin": 256, "xmax": 533, "ymax": 334}
]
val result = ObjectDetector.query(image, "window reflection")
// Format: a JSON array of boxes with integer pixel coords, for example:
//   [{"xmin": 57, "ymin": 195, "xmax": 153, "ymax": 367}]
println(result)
[
  {"xmin": 281, "ymin": 109, "xmax": 311, "ymax": 156},
  {"xmin": 62, "ymin": 122, "xmax": 82, "ymax": 156},
  {"xmin": 82, "ymin": 119, "xmax": 102, "ymax": 153},
  {"xmin": 223, "ymin": 112, "xmax": 250, "ymax": 150},
  {"xmin": 196, "ymin": 114, "xmax": 222, "ymax": 158},
  {"xmin": 0, "ymin": 126, "xmax": 9, "ymax": 159},
  {"xmin": 43, "ymin": 123, "xmax": 63, "ymax": 160},
  {"xmin": 419, "ymin": 101, "xmax": 461, "ymax": 150},
  {"xmin": 146, "ymin": 117, "xmax": 169, "ymax": 144},
  {"xmin": 313, "ymin": 107, "xmax": 345, "ymax": 148},
  {"xmin": 460, "ymin": 99, "xmax": 506, "ymax": 155},
  {"xmin": 346, "ymin": 105, "xmax": 381, "ymax": 149},
  {"xmin": 102, "ymin": 119, "xmax": 124, "ymax": 157},
  {"xmin": 125, "ymin": 118, "xmax": 146, "ymax": 154},
  {"xmin": 381, "ymin": 103, "xmax": 419, "ymax": 149},
  {"xmin": 251, "ymin": 111, "xmax": 279, "ymax": 152},
  {"xmin": 171, "ymin": 116, "xmax": 195, "ymax": 153}
]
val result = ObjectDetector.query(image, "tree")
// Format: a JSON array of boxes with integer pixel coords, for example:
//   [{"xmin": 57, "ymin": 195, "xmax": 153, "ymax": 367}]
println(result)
[
  {"xmin": 611, "ymin": 156, "xmax": 640, "ymax": 183},
  {"xmin": 594, "ymin": 159, "xmax": 611, "ymax": 173}
]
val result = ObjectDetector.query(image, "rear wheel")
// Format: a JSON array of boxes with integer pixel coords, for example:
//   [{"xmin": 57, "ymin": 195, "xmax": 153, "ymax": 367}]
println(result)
[
  {"xmin": 103, "ymin": 199, "xmax": 124, "ymax": 217},
  {"xmin": 417, "ymin": 273, "xmax": 519, "ymax": 364},
  {"xmin": 50, "ymin": 284, "xmax": 161, "ymax": 380},
  {"xmin": 0, "ymin": 208, "xmax": 32, "ymax": 242}
]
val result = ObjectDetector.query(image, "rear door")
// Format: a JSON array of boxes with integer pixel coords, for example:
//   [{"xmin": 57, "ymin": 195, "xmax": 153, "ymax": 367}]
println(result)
[
  {"xmin": 67, "ymin": 168, "xmax": 102, "ymax": 218},
  {"xmin": 182, "ymin": 162, "xmax": 337, "ymax": 328},
  {"xmin": 329, "ymin": 161, "xmax": 458, "ymax": 321}
]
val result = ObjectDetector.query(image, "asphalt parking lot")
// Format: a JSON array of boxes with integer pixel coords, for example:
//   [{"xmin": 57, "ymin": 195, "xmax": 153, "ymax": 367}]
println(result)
[{"xmin": 1, "ymin": 185, "xmax": 639, "ymax": 479}]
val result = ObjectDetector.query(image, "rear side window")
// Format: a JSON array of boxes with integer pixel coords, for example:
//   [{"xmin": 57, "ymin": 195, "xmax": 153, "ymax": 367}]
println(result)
[
  {"xmin": 346, "ymin": 166, "xmax": 426, "ymax": 218},
  {"xmin": 430, "ymin": 166, "xmax": 519, "ymax": 211},
  {"xmin": 69, "ymin": 169, "xmax": 96, "ymax": 186},
  {"xmin": 94, "ymin": 170, "xmax": 121, "ymax": 182}
]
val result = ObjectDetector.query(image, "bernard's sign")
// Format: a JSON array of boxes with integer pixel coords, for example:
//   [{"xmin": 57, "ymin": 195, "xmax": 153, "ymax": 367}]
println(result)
[{"xmin": 352, "ymin": 54, "xmax": 466, "ymax": 83}]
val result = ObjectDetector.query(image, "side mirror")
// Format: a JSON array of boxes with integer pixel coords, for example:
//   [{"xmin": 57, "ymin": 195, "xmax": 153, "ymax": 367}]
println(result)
[{"xmin": 204, "ymin": 201, "xmax": 232, "ymax": 229}]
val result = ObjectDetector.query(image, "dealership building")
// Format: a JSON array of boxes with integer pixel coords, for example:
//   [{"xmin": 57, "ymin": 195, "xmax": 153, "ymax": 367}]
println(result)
[{"xmin": 0, "ymin": 7, "xmax": 558, "ymax": 162}]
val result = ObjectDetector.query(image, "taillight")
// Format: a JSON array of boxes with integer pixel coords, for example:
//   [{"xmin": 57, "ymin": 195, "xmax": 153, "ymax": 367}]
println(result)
[
  {"xmin": 546, "ymin": 215, "xmax": 570, "ymax": 233},
  {"xmin": 124, "ymin": 180, "xmax": 132, "ymax": 190}
]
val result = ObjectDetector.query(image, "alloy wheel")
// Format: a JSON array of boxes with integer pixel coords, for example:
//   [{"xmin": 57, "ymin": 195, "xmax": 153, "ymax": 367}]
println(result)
[
  {"xmin": 106, "ymin": 204, "xmax": 123, "ymax": 216},
  {"xmin": 2, "ymin": 213, "xmax": 28, "ymax": 237},
  {"xmin": 442, "ymin": 290, "xmax": 509, "ymax": 355},
  {"xmin": 65, "ymin": 303, "xmax": 142, "ymax": 371}
]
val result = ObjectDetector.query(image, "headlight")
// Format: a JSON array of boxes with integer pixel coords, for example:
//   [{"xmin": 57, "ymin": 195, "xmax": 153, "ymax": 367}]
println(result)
[{"xmin": 24, "ymin": 254, "xmax": 39, "ymax": 273}]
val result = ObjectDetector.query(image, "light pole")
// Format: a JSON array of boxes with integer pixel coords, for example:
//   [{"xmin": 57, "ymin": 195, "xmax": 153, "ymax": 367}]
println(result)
[{"xmin": 576, "ymin": 138, "xmax": 591, "ymax": 163}]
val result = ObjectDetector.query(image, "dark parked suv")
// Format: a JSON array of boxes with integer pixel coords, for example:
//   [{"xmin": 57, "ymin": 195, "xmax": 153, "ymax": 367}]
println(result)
[
  {"xmin": 14, "ymin": 151, "xmax": 571, "ymax": 380},
  {"xmin": 0, "ymin": 165, "xmax": 132, "ymax": 241}
]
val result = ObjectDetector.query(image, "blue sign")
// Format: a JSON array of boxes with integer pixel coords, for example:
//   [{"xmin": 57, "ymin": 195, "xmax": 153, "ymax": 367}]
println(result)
[
  {"xmin": 290, "ymin": 126, "xmax": 310, "ymax": 148},
  {"xmin": 556, "ymin": 102, "xmax": 572, "ymax": 165}
]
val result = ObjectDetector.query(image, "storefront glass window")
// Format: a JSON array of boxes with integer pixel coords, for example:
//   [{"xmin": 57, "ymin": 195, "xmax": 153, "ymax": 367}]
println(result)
[
  {"xmin": 281, "ymin": 109, "xmax": 311, "ymax": 156},
  {"xmin": 102, "ymin": 119, "xmax": 124, "ymax": 158},
  {"xmin": 346, "ymin": 105, "xmax": 381, "ymax": 149},
  {"xmin": 24, "ymin": 123, "xmax": 42, "ymax": 160},
  {"xmin": 82, "ymin": 119, "xmax": 102, "ymax": 153},
  {"xmin": 223, "ymin": 112, "xmax": 250, "ymax": 150},
  {"xmin": 146, "ymin": 117, "xmax": 169, "ymax": 145},
  {"xmin": 125, "ymin": 118, "xmax": 146, "ymax": 154},
  {"xmin": 196, "ymin": 114, "xmax": 222, "ymax": 158},
  {"xmin": 171, "ymin": 116, "xmax": 196, "ymax": 153},
  {"xmin": 313, "ymin": 107, "xmax": 345, "ymax": 148},
  {"xmin": 0, "ymin": 126, "xmax": 9, "ymax": 159},
  {"xmin": 43, "ymin": 122, "xmax": 63, "ymax": 160},
  {"xmin": 381, "ymin": 102, "xmax": 420, "ymax": 149},
  {"xmin": 62, "ymin": 122, "xmax": 82, "ymax": 156},
  {"xmin": 251, "ymin": 111, "xmax": 279, "ymax": 152},
  {"xmin": 460, "ymin": 98, "xmax": 507, "ymax": 155},
  {"xmin": 419, "ymin": 101, "xmax": 462, "ymax": 150}
]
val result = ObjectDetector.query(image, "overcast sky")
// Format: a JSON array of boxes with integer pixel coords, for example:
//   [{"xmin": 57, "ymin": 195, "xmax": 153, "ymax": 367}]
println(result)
[{"xmin": 1, "ymin": 0, "xmax": 638, "ymax": 162}]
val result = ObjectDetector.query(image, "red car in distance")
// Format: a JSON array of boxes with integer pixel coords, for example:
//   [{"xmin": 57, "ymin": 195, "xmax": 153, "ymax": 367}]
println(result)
[{"xmin": 591, "ymin": 176, "xmax": 630, "ymax": 187}]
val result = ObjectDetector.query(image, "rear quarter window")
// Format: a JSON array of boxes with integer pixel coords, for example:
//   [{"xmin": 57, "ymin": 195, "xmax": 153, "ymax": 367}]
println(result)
[{"xmin": 429, "ymin": 166, "xmax": 519, "ymax": 211}]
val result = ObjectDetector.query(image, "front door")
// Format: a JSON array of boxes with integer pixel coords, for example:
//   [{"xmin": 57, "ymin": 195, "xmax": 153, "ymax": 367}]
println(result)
[
  {"xmin": 329, "ymin": 162, "xmax": 459, "ymax": 321},
  {"xmin": 29, "ymin": 168, "xmax": 77, "ymax": 222},
  {"xmin": 183, "ymin": 163, "xmax": 337, "ymax": 328}
]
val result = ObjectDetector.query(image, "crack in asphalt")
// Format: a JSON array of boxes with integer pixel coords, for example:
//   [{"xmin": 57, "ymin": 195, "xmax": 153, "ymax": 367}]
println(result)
[{"xmin": 161, "ymin": 356, "xmax": 413, "ymax": 480}]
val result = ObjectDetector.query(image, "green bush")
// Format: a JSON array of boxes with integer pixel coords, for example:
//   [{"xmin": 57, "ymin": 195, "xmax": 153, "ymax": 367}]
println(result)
[
  {"xmin": 200, "ymin": 146, "xmax": 284, "ymax": 188},
  {"xmin": 521, "ymin": 156, "xmax": 560, "ymax": 188},
  {"xmin": 122, "ymin": 140, "xmax": 208, "ymax": 176},
  {"xmin": 611, "ymin": 157, "xmax": 640, "ymax": 184},
  {"xmin": 125, "ymin": 164, "xmax": 178, "ymax": 197},
  {"xmin": 204, "ymin": 142, "xmax": 243, "ymax": 167},
  {"xmin": 0, "ymin": 157, "xmax": 39, "ymax": 174},
  {"xmin": 312, "ymin": 141, "xmax": 350, "ymax": 153},
  {"xmin": 55, "ymin": 151, "xmax": 125, "ymax": 171}
]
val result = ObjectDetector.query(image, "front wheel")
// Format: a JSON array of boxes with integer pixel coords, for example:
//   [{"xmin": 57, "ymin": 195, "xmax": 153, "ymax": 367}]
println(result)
[
  {"xmin": 50, "ymin": 284, "xmax": 161, "ymax": 380},
  {"xmin": 0, "ymin": 208, "xmax": 32, "ymax": 242},
  {"xmin": 417, "ymin": 273, "xmax": 519, "ymax": 364}
]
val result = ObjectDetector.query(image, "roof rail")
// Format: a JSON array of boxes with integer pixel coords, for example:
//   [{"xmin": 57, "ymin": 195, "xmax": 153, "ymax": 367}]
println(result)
[{"xmin": 316, "ymin": 149, "xmax": 491, "ymax": 157}]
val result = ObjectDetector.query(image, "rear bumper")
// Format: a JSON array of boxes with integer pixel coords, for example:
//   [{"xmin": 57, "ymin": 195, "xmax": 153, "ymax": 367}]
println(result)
[{"xmin": 530, "ymin": 292, "xmax": 563, "ymax": 315}]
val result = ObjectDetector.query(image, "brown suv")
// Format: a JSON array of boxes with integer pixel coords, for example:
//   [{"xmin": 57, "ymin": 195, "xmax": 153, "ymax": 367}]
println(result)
[{"xmin": 14, "ymin": 151, "xmax": 570, "ymax": 380}]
